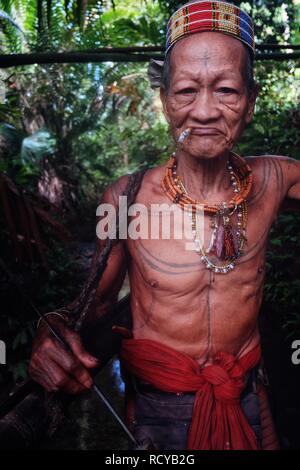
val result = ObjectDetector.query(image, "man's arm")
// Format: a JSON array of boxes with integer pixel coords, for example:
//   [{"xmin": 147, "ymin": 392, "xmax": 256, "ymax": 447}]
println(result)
[
  {"xmin": 278, "ymin": 156, "xmax": 300, "ymax": 202},
  {"xmin": 28, "ymin": 175, "xmax": 131, "ymax": 394},
  {"xmin": 271, "ymin": 156, "xmax": 300, "ymax": 213}
]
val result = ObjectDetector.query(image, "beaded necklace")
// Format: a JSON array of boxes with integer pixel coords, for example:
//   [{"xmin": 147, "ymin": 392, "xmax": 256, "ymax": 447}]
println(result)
[{"xmin": 162, "ymin": 152, "xmax": 252, "ymax": 274}]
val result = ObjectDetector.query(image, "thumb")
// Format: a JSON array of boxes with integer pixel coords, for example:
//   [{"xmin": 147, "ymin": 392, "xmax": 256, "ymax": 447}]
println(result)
[{"xmin": 65, "ymin": 329, "xmax": 101, "ymax": 369}]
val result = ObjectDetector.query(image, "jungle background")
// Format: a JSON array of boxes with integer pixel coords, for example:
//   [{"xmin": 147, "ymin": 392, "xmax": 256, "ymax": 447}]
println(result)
[{"xmin": 0, "ymin": 0, "xmax": 299, "ymax": 450}]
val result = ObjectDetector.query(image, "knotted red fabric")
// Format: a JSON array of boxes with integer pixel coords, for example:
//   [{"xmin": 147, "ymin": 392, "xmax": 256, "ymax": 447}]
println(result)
[{"xmin": 120, "ymin": 339, "xmax": 261, "ymax": 450}]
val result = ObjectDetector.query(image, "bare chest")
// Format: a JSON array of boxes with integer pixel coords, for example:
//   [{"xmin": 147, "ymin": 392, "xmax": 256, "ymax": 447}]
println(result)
[
  {"xmin": 128, "ymin": 160, "xmax": 282, "ymax": 295},
  {"xmin": 126, "ymin": 178, "xmax": 279, "ymax": 296},
  {"xmin": 123, "ymin": 157, "xmax": 287, "ymax": 357}
]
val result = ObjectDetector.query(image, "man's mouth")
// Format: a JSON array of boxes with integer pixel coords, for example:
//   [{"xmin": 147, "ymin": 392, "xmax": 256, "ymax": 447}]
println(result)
[{"xmin": 191, "ymin": 127, "xmax": 222, "ymax": 136}]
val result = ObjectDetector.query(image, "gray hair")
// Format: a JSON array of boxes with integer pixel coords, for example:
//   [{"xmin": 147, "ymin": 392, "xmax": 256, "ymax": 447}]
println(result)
[{"xmin": 161, "ymin": 45, "xmax": 255, "ymax": 96}]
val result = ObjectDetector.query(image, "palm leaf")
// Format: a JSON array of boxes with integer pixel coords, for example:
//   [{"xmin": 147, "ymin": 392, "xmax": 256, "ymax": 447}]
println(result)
[
  {"xmin": 0, "ymin": 103, "xmax": 21, "ymax": 124},
  {"xmin": 0, "ymin": 9, "xmax": 24, "ymax": 34},
  {"xmin": 0, "ymin": 8, "xmax": 25, "ymax": 52}
]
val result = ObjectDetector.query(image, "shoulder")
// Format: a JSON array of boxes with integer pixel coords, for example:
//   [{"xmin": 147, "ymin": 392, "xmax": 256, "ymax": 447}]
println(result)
[
  {"xmin": 100, "ymin": 164, "xmax": 165, "ymax": 206},
  {"xmin": 244, "ymin": 154, "xmax": 300, "ymax": 204},
  {"xmin": 244, "ymin": 154, "xmax": 300, "ymax": 182},
  {"xmin": 141, "ymin": 164, "xmax": 166, "ymax": 187},
  {"xmin": 244, "ymin": 154, "xmax": 298, "ymax": 169},
  {"xmin": 100, "ymin": 174, "xmax": 133, "ymax": 206}
]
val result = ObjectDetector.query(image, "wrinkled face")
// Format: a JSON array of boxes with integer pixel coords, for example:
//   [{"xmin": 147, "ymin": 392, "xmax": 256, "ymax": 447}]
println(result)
[{"xmin": 160, "ymin": 32, "xmax": 257, "ymax": 160}]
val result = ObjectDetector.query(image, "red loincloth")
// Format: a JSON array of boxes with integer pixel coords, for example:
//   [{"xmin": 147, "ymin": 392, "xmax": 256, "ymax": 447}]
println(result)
[{"xmin": 120, "ymin": 339, "xmax": 262, "ymax": 450}]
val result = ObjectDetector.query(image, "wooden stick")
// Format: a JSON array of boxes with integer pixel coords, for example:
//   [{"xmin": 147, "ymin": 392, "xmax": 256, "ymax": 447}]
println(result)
[{"xmin": 0, "ymin": 50, "xmax": 299, "ymax": 68}]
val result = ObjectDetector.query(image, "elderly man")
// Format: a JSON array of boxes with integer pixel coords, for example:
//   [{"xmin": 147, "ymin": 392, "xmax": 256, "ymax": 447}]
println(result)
[{"xmin": 29, "ymin": 1, "xmax": 300, "ymax": 450}]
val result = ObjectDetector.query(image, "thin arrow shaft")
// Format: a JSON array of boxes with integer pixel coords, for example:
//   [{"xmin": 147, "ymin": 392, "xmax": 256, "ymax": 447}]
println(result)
[
  {"xmin": 92, "ymin": 383, "xmax": 136, "ymax": 444},
  {"xmin": 37, "ymin": 311, "xmax": 137, "ymax": 446}
]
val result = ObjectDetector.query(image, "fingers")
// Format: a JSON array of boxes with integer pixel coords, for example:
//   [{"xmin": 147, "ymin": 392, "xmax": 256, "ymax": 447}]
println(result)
[
  {"xmin": 29, "ymin": 338, "xmax": 91, "ymax": 393},
  {"xmin": 64, "ymin": 329, "xmax": 101, "ymax": 370},
  {"xmin": 28, "ymin": 361, "xmax": 59, "ymax": 392},
  {"xmin": 47, "ymin": 345, "xmax": 93, "ymax": 389},
  {"xmin": 29, "ymin": 324, "xmax": 101, "ymax": 395},
  {"xmin": 30, "ymin": 356, "xmax": 87, "ymax": 394}
]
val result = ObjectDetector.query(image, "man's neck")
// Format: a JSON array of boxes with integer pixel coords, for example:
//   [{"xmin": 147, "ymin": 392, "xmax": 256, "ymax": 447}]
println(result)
[{"xmin": 175, "ymin": 149, "xmax": 232, "ymax": 201}]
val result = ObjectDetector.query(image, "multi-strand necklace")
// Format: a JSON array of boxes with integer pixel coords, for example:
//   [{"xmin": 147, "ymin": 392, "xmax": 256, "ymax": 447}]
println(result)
[{"xmin": 162, "ymin": 152, "xmax": 253, "ymax": 274}]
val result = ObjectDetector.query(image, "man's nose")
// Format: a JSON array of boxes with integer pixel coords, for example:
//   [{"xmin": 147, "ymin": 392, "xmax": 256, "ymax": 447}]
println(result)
[{"xmin": 189, "ymin": 89, "xmax": 221, "ymax": 122}]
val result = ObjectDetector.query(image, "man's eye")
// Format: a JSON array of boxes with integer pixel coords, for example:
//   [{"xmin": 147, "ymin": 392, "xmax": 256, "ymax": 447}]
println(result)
[
  {"xmin": 217, "ymin": 87, "xmax": 237, "ymax": 94},
  {"xmin": 176, "ymin": 88, "xmax": 196, "ymax": 95}
]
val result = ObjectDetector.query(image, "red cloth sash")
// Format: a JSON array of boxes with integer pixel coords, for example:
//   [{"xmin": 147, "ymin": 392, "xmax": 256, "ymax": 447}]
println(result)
[{"xmin": 120, "ymin": 339, "xmax": 261, "ymax": 450}]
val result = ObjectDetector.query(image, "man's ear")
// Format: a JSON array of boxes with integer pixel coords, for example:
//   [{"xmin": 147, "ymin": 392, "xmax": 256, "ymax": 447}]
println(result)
[
  {"xmin": 245, "ymin": 82, "xmax": 259, "ymax": 124},
  {"xmin": 160, "ymin": 87, "xmax": 171, "ymax": 124}
]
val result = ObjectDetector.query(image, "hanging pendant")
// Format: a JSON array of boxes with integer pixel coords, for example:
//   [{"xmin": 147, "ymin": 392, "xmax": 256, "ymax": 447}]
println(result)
[
  {"xmin": 223, "ymin": 224, "xmax": 239, "ymax": 259},
  {"xmin": 215, "ymin": 223, "xmax": 225, "ymax": 259}
]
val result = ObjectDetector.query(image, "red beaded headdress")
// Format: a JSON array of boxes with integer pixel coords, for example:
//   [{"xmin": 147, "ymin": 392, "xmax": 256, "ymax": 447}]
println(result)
[{"xmin": 166, "ymin": 1, "xmax": 255, "ymax": 56}]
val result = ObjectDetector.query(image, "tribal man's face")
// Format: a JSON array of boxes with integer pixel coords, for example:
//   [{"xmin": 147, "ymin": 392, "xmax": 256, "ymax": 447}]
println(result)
[{"xmin": 160, "ymin": 32, "xmax": 257, "ymax": 160}]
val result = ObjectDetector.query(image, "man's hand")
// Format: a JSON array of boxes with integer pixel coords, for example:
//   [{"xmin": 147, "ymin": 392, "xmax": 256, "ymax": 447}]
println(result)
[{"xmin": 28, "ymin": 318, "xmax": 100, "ymax": 394}]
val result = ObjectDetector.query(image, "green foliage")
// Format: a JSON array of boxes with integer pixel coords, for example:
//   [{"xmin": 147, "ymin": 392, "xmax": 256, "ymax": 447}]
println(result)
[
  {"xmin": 237, "ymin": 59, "xmax": 299, "ymax": 159},
  {"xmin": 0, "ymin": 1, "xmax": 25, "ymax": 53},
  {"xmin": 263, "ymin": 213, "xmax": 300, "ymax": 340},
  {"xmin": 100, "ymin": 1, "xmax": 165, "ymax": 46}
]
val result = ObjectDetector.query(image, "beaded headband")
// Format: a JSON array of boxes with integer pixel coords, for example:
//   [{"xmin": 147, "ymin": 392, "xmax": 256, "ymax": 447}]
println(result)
[{"xmin": 166, "ymin": 1, "xmax": 255, "ymax": 56}]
